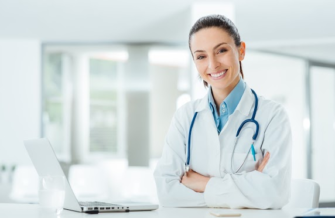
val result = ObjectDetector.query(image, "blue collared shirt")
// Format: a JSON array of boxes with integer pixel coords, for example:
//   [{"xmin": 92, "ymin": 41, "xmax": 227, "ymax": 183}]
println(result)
[{"xmin": 208, "ymin": 78, "xmax": 246, "ymax": 133}]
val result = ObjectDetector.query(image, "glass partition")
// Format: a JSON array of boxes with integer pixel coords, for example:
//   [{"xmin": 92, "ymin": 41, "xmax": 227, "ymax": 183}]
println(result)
[{"xmin": 310, "ymin": 66, "xmax": 335, "ymax": 203}]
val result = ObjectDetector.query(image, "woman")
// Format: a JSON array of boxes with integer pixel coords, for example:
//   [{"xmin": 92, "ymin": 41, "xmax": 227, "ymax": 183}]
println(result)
[{"xmin": 154, "ymin": 14, "xmax": 292, "ymax": 209}]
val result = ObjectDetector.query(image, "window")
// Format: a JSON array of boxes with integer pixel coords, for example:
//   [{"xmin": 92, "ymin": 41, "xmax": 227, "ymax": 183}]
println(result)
[
  {"xmin": 43, "ymin": 53, "xmax": 66, "ymax": 155},
  {"xmin": 42, "ymin": 46, "xmax": 128, "ymax": 162},
  {"xmin": 89, "ymin": 59, "xmax": 118, "ymax": 152}
]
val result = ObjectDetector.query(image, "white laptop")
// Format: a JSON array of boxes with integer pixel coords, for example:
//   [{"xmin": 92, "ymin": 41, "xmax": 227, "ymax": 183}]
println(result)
[{"xmin": 24, "ymin": 138, "xmax": 158, "ymax": 213}]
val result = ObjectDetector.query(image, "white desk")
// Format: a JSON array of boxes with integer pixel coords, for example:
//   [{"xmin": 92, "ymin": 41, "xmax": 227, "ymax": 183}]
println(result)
[{"xmin": 0, "ymin": 203, "xmax": 330, "ymax": 218}]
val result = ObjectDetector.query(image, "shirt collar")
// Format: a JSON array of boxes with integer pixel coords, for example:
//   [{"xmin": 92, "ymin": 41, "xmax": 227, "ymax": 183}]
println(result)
[
  {"xmin": 208, "ymin": 87, "xmax": 217, "ymax": 114},
  {"xmin": 195, "ymin": 82, "xmax": 254, "ymax": 117},
  {"xmin": 207, "ymin": 78, "xmax": 246, "ymax": 116},
  {"xmin": 224, "ymin": 78, "xmax": 246, "ymax": 115}
]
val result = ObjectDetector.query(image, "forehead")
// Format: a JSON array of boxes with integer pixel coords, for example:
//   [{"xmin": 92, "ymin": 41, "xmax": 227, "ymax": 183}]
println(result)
[{"xmin": 190, "ymin": 27, "xmax": 234, "ymax": 51}]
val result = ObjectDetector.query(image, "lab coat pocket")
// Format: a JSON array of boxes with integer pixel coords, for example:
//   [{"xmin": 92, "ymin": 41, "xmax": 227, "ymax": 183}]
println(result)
[{"xmin": 246, "ymin": 151, "xmax": 262, "ymax": 161}]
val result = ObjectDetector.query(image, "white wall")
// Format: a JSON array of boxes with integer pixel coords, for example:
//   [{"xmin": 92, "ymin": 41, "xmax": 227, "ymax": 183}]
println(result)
[{"xmin": 0, "ymin": 39, "xmax": 41, "ymax": 165}]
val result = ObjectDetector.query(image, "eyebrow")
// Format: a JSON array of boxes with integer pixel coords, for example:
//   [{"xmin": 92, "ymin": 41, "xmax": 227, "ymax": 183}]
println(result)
[{"xmin": 193, "ymin": 42, "xmax": 227, "ymax": 54}]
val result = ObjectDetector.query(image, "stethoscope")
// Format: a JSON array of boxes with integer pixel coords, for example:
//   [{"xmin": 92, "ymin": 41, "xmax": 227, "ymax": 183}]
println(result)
[{"xmin": 185, "ymin": 89, "xmax": 260, "ymax": 174}]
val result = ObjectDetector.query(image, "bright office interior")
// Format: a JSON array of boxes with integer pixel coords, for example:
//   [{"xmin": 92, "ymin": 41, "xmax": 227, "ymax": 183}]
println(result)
[{"xmin": 0, "ymin": 0, "xmax": 335, "ymax": 207}]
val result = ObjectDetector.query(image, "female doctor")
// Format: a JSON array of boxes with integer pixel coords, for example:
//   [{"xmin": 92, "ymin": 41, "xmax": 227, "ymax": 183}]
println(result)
[{"xmin": 154, "ymin": 14, "xmax": 292, "ymax": 209}]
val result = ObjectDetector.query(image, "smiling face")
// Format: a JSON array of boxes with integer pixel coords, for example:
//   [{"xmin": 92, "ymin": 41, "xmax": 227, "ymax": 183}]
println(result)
[{"xmin": 190, "ymin": 27, "xmax": 245, "ymax": 96}]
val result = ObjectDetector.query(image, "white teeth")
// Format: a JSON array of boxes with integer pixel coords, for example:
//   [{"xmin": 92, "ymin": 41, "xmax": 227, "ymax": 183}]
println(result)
[{"xmin": 211, "ymin": 70, "xmax": 227, "ymax": 78}]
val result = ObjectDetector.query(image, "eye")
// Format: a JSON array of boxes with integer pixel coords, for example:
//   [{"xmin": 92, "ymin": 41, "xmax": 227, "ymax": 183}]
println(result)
[
  {"xmin": 218, "ymin": 48, "xmax": 227, "ymax": 54},
  {"xmin": 196, "ymin": 55, "xmax": 205, "ymax": 60}
]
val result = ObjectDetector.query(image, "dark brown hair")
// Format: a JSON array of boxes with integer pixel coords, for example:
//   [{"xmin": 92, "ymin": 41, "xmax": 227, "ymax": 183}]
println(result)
[{"xmin": 188, "ymin": 14, "xmax": 244, "ymax": 87}]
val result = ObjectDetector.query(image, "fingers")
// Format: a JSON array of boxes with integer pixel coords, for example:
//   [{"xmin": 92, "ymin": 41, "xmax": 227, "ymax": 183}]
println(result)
[
  {"xmin": 181, "ymin": 172, "xmax": 188, "ymax": 184},
  {"xmin": 257, "ymin": 152, "xmax": 270, "ymax": 172}
]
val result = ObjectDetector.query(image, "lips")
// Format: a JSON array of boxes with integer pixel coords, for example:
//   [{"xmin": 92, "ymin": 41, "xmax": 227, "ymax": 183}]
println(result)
[{"xmin": 209, "ymin": 69, "xmax": 228, "ymax": 79}]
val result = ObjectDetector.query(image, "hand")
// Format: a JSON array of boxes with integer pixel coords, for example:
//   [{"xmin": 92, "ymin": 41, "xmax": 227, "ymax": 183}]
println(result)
[
  {"xmin": 181, "ymin": 170, "xmax": 210, "ymax": 193},
  {"xmin": 257, "ymin": 152, "xmax": 270, "ymax": 172}
]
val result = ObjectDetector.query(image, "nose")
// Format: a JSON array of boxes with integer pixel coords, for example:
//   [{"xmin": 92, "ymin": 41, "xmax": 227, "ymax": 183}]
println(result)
[{"xmin": 208, "ymin": 56, "xmax": 220, "ymax": 70}]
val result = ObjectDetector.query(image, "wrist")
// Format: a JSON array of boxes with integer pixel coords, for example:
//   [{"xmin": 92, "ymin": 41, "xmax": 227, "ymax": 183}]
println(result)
[{"xmin": 200, "ymin": 177, "xmax": 210, "ymax": 193}]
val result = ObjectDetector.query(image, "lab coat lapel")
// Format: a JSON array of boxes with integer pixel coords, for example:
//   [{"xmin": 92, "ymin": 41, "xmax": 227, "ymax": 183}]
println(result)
[
  {"xmin": 221, "ymin": 84, "xmax": 255, "ymax": 142},
  {"xmin": 219, "ymin": 84, "xmax": 255, "ymax": 136},
  {"xmin": 235, "ymin": 84, "xmax": 254, "ymax": 117},
  {"xmin": 219, "ymin": 84, "xmax": 256, "ymax": 175},
  {"xmin": 194, "ymin": 94, "xmax": 222, "ymax": 176}
]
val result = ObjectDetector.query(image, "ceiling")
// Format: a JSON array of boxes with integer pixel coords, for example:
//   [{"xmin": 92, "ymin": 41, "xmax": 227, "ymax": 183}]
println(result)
[
  {"xmin": 235, "ymin": 0, "xmax": 335, "ymax": 64},
  {"xmin": 0, "ymin": 0, "xmax": 334, "ymax": 64}
]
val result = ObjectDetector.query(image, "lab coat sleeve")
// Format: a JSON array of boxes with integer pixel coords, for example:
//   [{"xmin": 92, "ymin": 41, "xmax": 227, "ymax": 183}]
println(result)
[
  {"xmin": 204, "ymin": 105, "xmax": 292, "ymax": 209},
  {"xmin": 153, "ymin": 108, "xmax": 207, "ymax": 207}
]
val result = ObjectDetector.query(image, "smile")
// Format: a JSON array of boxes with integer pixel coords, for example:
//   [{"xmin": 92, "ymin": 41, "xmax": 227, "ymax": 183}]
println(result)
[{"xmin": 210, "ymin": 69, "xmax": 227, "ymax": 79}]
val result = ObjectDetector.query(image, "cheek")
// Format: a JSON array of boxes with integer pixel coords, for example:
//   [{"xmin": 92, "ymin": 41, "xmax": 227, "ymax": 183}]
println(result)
[
  {"xmin": 231, "ymin": 51, "xmax": 241, "ymax": 65},
  {"xmin": 221, "ymin": 56, "xmax": 240, "ymax": 74},
  {"xmin": 220, "ymin": 54, "xmax": 237, "ymax": 66},
  {"xmin": 195, "ymin": 61, "xmax": 206, "ymax": 74}
]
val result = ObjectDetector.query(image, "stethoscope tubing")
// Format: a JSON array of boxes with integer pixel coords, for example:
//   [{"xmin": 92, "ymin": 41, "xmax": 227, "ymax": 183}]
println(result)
[
  {"xmin": 186, "ymin": 112, "xmax": 198, "ymax": 171},
  {"xmin": 185, "ymin": 89, "xmax": 259, "ymax": 174}
]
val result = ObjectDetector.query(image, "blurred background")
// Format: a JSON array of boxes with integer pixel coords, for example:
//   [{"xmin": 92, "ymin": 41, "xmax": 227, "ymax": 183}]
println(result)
[{"xmin": 0, "ymin": 0, "xmax": 335, "ymax": 207}]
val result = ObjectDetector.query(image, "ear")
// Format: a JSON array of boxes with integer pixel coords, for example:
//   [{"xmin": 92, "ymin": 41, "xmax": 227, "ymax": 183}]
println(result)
[{"xmin": 238, "ymin": 41, "xmax": 246, "ymax": 61}]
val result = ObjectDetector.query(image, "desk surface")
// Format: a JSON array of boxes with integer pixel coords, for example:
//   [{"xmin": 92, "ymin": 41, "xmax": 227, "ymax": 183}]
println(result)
[{"xmin": 0, "ymin": 203, "xmax": 330, "ymax": 218}]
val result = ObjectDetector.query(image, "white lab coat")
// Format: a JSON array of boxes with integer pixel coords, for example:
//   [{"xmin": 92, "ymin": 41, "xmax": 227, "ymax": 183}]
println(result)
[{"xmin": 154, "ymin": 84, "xmax": 292, "ymax": 209}]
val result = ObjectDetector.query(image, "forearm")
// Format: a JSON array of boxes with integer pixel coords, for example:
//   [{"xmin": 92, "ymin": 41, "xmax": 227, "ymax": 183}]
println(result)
[
  {"xmin": 181, "ymin": 170, "xmax": 210, "ymax": 193},
  {"xmin": 154, "ymin": 173, "xmax": 206, "ymax": 207}
]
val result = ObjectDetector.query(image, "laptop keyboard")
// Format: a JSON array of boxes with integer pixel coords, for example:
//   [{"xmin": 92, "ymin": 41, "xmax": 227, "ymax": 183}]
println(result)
[{"xmin": 79, "ymin": 201, "xmax": 120, "ymax": 207}]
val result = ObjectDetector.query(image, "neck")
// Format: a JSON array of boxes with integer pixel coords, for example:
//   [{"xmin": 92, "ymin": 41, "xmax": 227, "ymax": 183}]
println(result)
[{"xmin": 212, "ymin": 76, "xmax": 240, "ymax": 109}]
